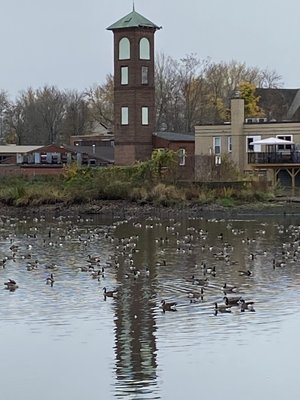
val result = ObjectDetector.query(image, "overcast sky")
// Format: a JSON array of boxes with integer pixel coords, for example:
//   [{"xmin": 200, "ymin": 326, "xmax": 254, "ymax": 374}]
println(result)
[{"xmin": 0, "ymin": 0, "xmax": 299, "ymax": 98}]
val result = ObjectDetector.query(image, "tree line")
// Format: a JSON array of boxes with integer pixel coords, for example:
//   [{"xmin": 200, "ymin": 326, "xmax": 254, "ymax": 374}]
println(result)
[{"xmin": 0, "ymin": 54, "xmax": 282, "ymax": 145}]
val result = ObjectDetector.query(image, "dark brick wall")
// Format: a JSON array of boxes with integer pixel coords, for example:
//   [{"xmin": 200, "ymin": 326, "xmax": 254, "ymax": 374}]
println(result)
[
  {"xmin": 152, "ymin": 136, "xmax": 195, "ymax": 180},
  {"xmin": 112, "ymin": 27, "xmax": 157, "ymax": 165}
]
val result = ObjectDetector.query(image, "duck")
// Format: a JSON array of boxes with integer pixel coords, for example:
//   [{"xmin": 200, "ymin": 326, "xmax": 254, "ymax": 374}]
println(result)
[
  {"xmin": 240, "ymin": 299, "xmax": 255, "ymax": 312},
  {"xmin": 224, "ymin": 296, "xmax": 242, "ymax": 306},
  {"xmin": 103, "ymin": 287, "xmax": 118, "ymax": 298},
  {"xmin": 160, "ymin": 300, "xmax": 177, "ymax": 312},
  {"xmin": 239, "ymin": 270, "xmax": 252, "ymax": 276},
  {"xmin": 4, "ymin": 279, "xmax": 18, "ymax": 291},
  {"xmin": 214, "ymin": 302, "xmax": 231, "ymax": 314},
  {"xmin": 46, "ymin": 273, "xmax": 55, "ymax": 286}
]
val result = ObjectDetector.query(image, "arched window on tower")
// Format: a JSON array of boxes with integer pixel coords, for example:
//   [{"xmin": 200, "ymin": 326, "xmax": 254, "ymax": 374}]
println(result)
[
  {"xmin": 139, "ymin": 38, "xmax": 150, "ymax": 60},
  {"xmin": 119, "ymin": 37, "xmax": 130, "ymax": 60}
]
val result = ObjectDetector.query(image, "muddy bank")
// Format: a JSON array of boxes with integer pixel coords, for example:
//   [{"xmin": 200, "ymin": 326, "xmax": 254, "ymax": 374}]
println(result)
[{"xmin": 1, "ymin": 197, "xmax": 300, "ymax": 220}]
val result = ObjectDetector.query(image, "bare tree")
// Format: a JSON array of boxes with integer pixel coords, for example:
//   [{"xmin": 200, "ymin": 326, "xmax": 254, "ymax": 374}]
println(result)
[
  {"xmin": 0, "ymin": 90, "xmax": 12, "ymax": 142},
  {"xmin": 87, "ymin": 75, "xmax": 114, "ymax": 128},
  {"xmin": 62, "ymin": 90, "xmax": 89, "ymax": 143},
  {"xmin": 35, "ymin": 86, "xmax": 66, "ymax": 144}
]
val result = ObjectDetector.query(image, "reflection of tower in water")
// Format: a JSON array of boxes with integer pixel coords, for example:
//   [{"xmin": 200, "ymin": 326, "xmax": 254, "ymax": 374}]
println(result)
[{"xmin": 113, "ymin": 277, "xmax": 158, "ymax": 398}]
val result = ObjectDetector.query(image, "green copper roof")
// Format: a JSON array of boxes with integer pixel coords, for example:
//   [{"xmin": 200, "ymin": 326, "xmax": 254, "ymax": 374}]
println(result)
[{"xmin": 107, "ymin": 10, "xmax": 161, "ymax": 31}]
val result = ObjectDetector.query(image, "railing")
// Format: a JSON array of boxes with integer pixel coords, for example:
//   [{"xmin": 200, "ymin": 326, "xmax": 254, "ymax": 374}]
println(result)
[{"xmin": 248, "ymin": 151, "xmax": 300, "ymax": 164}]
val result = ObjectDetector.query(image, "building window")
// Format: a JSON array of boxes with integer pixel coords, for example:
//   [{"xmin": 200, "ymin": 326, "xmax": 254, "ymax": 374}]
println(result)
[
  {"xmin": 246, "ymin": 136, "xmax": 261, "ymax": 152},
  {"xmin": 121, "ymin": 66, "xmax": 128, "ymax": 85},
  {"xmin": 277, "ymin": 135, "xmax": 293, "ymax": 150},
  {"xmin": 178, "ymin": 148, "xmax": 186, "ymax": 166},
  {"xmin": 121, "ymin": 107, "xmax": 129, "ymax": 125},
  {"xmin": 141, "ymin": 66, "xmax": 149, "ymax": 84},
  {"xmin": 119, "ymin": 37, "xmax": 130, "ymax": 60},
  {"xmin": 139, "ymin": 37, "xmax": 150, "ymax": 60},
  {"xmin": 141, "ymin": 107, "xmax": 149, "ymax": 125},
  {"xmin": 213, "ymin": 137, "xmax": 221, "ymax": 154},
  {"xmin": 228, "ymin": 136, "xmax": 232, "ymax": 152}
]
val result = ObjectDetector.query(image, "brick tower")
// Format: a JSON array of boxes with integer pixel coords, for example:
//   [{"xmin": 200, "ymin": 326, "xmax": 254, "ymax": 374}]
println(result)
[{"xmin": 107, "ymin": 7, "xmax": 161, "ymax": 165}]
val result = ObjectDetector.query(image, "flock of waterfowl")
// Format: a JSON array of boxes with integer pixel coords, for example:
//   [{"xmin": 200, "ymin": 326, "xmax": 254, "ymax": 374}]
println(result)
[{"xmin": 1, "ymin": 213, "xmax": 299, "ymax": 320}]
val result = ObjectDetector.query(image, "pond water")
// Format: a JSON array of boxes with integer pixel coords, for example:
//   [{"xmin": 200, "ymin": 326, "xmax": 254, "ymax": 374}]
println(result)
[{"xmin": 1, "ymin": 210, "xmax": 300, "ymax": 399}]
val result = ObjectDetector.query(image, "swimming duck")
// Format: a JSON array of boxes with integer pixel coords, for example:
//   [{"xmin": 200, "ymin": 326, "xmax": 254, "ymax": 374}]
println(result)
[
  {"xmin": 4, "ymin": 279, "xmax": 18, "ymax": 291},
  {"xmin": 103, "ymin": 287, "xmax": 118, "ymax": 298},
  {"xmin": 160, "ymin": 300, "xmax": 177, "ymax": 312}
]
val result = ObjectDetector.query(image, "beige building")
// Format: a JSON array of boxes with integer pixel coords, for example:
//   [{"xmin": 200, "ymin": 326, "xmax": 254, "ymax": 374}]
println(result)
[{"xmin": 195, "ymin": 93, "xmax": 300, "ymax": 185}]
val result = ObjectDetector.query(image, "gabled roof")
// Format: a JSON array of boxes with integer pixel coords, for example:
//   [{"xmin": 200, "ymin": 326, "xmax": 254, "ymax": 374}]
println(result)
[
  {"xmin": 107, "ymin": 10, "xmax": 160, "ymax": 31},
  {"xmin": 153, "ymin": 132, "xmax": 195, "ymax": 142}
]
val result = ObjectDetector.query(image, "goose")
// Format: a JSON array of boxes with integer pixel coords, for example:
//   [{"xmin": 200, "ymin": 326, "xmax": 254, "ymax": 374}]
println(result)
[
  {"xmin": 240, "ymin": 299, "xmax": 255, "ymax": 312},
  {"xmin": 187, "ymin": 288, "xmax": 204, "ymax": 302},
  {"xmin": 103, "ymin": 287, "xmax": 118, "ymax": 298},
  {"xmin": 160, "ymin": 300, "xmax": 177, "ymax": 312},
  {"xmin": 223, "ymin": 296, "xmax": 242, "ymax": 306},
  {"xmin": 214, "ymin": 302, "xmax": 231, "ymax": 314},
  {"xmin": 4, "ymin": 279, "xmax": 18, "ymax": 291},
  {"xmin": 272, "ymin": 259, "xmax": 286, "ymax": 269},
  {"xmin": 239, "ymin": 270, "xmax": 252, "ymax": 276},
  {"xmin": 88, "ymin": 255, "xmax": 101, "ymax": 264},
  {"xmin": 46, "ymin": 273, "xmax": 55, "ymax": 286},
  {"xmin": 91, "ymin": 267, "xmax": 105, "ymax": 279},
  {"xmin": 192, "ymin": 276, "xmax": 209, "ymax": 286},
  {"xmin": 222, "ymin": 283, "xmax": 238, "ymax": 293}
]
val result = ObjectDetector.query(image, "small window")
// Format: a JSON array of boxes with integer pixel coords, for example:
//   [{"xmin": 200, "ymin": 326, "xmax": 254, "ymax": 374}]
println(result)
[
  {"xmin": 277, "ymin": 135, "xmax": 293, "ymax": 150},
  {"xmin": 121, "ymin": 66, "xmax": 128, "ymax": 85},
  {"xmin": 178, "ymin": 148, "xmax": 186, "ymax": 166},
  {"xmin": 121, "ymin": 107, "xmax": 128, "ymax": 125},
  {"xmin": 119, "ymin": 37, "xmax": 130, "ymax": 60},
  {"xmin": 139, "ymin": 37, "xmax": 150, "ymax": 60},
  {"xmin": 228, "ymin": 136, "xmax": 232, "ymax": 152},
  {"xmin": 213, "ymin": 137, "xmax": 221, "ymax": 155},
  {"xmin": 141, "ymin": 66, "xmax": 149, "ymax": 84},
  {"xmin": 141, "ymin": 107, "xmax": 149, "ymax": 125},
  {"xmin": 246, "ymin": 136, "xmax": 261, "ymax": 152}
]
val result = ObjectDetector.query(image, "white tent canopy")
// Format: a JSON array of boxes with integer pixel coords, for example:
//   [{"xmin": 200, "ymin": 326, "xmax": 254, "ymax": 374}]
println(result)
[{"xmin": 249, "ymin": 137, "xmax": 294, "ymax": 145}]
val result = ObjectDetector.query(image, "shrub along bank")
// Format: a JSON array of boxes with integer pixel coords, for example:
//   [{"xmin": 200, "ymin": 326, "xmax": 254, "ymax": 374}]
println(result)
[{"xmin": 0, "ymin": 150, "xmax": 274, "ymax": 207}]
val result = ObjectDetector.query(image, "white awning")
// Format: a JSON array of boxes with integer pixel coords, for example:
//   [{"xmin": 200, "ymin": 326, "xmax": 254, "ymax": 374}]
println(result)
[{"xmin": 249, "ymin": 137, "xmax": 294, "ymax": 145}]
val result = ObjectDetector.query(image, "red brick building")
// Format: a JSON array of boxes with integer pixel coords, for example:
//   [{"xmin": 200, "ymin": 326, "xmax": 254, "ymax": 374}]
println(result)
[
  {"xmin": 152, "ymin": 132, "xmax": 195, "ymax": 180},
  {"xmin": 107, "ymin": 7, "xmax": 160, "ymax": 165}
]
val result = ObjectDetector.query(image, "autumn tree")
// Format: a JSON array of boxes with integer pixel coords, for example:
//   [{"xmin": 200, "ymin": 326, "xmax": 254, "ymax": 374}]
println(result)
[{"xmin": 239, "ymin": 81, "xmax": 264, "ymax": 118}]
